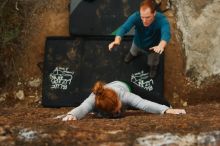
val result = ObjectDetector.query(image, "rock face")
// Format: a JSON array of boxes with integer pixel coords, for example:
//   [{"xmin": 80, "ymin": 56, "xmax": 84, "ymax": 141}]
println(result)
[{"xmin": 172, "ymin": 0, "xmax": 220, "ymax": 84}]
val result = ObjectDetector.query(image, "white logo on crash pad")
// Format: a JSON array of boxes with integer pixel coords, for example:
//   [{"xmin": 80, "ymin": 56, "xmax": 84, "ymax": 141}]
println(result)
[
  {"xmin": 131, "ymin": 70, "xmax": 154, "ymax": 91},
  {"xmin": 49, "ymin": 67, "xmax": 74, "ymax": 90}
]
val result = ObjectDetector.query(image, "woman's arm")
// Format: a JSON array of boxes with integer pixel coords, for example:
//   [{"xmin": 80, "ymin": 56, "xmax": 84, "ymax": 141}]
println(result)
[
  {"xmin": 123, "ymin": 91, "xmax": 186, "ymax": 114},
  {"xmin": 62, "ymin": 93, "xmax": 96, "ymax": 121},
  {"xmin": 123, "ymin": 91, "xmax": 169, "ymax": 114}
]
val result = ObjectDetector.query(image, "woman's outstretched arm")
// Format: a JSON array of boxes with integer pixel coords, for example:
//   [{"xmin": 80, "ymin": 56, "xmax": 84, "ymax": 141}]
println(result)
[
  {"xmin": 122, "ymin": 91, "xmax": 186, "ymax": 114},
  {"xmin": 62, "ymin": 93, "xmax": 96, "ymax": 121}
]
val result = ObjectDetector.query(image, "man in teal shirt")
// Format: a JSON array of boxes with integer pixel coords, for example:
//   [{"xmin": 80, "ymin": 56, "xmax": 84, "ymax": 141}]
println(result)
[{"xmin": 108, "ymin": 0, "xmax": 171, "ymax": 78}]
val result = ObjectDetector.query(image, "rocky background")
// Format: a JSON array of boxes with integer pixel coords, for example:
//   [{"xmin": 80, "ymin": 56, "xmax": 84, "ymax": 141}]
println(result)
[
  {"xmin": 172, "ymin": 0, "xmax": 220, "ymax": 84},
  {"xmin": 0, "ymin": 0, "xmax": 219, "ymax": 145},
  {"xmin": 0, "ymin": 0, "xmax": 219, "ymax": 107}
]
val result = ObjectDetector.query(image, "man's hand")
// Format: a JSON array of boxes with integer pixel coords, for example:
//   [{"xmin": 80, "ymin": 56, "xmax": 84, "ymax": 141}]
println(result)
[
  {"xmin": 149, "ymin": 45, "xmax": 164, "ymax": 54},
  {"xmin": 62, "ymin": 114, "xmax": 77, "ymax": 121},
  {"xmin": 108, "ymin": 41, "xmax": 118, "ymax": 51},
  {"xmin": 108, "ymin": 36, "xmax": 121, "ymax": 51},
  {"xmin": 150, "ymin": 40, "xmax": 167, "ymax": 54}
]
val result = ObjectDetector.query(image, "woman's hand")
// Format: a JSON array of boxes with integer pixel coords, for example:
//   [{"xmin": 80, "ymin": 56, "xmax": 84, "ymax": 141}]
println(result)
[
  {"xmin": 62, "ymin": 114, "xmax": 77, "ymax": 121},
  {"xmin": 165, "ymin": 109, "xmax": 186, "ymax": 114}
]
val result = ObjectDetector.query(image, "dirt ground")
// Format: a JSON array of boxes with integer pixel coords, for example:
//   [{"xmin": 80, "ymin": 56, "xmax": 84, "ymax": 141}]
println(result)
[
  {"xmin": 0, "ymin": 0, "xmax": 220, "ymax": 145},
  {"xmin": 0, "ymin": 103, "xmax": 219, "ymax": 146}
]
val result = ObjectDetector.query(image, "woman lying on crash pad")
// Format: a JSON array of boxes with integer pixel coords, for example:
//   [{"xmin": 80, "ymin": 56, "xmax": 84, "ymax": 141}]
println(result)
[{"xmin": 61, "ymin": 81, "xmax": 186, "ymax": 121}]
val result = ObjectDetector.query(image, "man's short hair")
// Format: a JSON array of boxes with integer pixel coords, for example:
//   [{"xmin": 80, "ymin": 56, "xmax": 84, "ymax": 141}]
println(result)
[{"xmin": 140, "ymin": 0, "xmax": 157, "ymax": 13}]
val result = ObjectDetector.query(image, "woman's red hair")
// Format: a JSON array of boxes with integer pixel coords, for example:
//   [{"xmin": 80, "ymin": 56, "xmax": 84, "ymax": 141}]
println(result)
[{"xmin": 92, "ymin": 81, "xmax": 120, "ymax": 113}]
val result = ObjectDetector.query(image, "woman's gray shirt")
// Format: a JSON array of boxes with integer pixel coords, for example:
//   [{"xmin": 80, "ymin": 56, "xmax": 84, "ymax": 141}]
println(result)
[{"xmin": 68, "ymin": 81, "xmax": 169, "ymax": 119}]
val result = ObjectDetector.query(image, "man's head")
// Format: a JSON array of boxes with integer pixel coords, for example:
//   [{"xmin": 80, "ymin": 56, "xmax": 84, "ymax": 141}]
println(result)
[{"xmin": 139, "ymin": 0, "xmax": 156, "ymax": 27}]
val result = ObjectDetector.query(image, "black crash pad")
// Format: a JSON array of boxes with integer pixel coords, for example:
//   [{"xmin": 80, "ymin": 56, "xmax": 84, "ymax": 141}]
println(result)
[
  {"xmin": 42, "ymin": 36, "xmax": 165, "ymax": 107},
  {"xmin": 69, "ymin": 0, "xmax": 142, "ymax": 36}
]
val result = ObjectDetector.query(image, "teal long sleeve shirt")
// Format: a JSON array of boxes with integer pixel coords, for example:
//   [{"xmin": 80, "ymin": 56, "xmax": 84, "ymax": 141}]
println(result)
[{"xmin": 116, "ymin": 11, "xmax": 171, "ymax": 50}]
